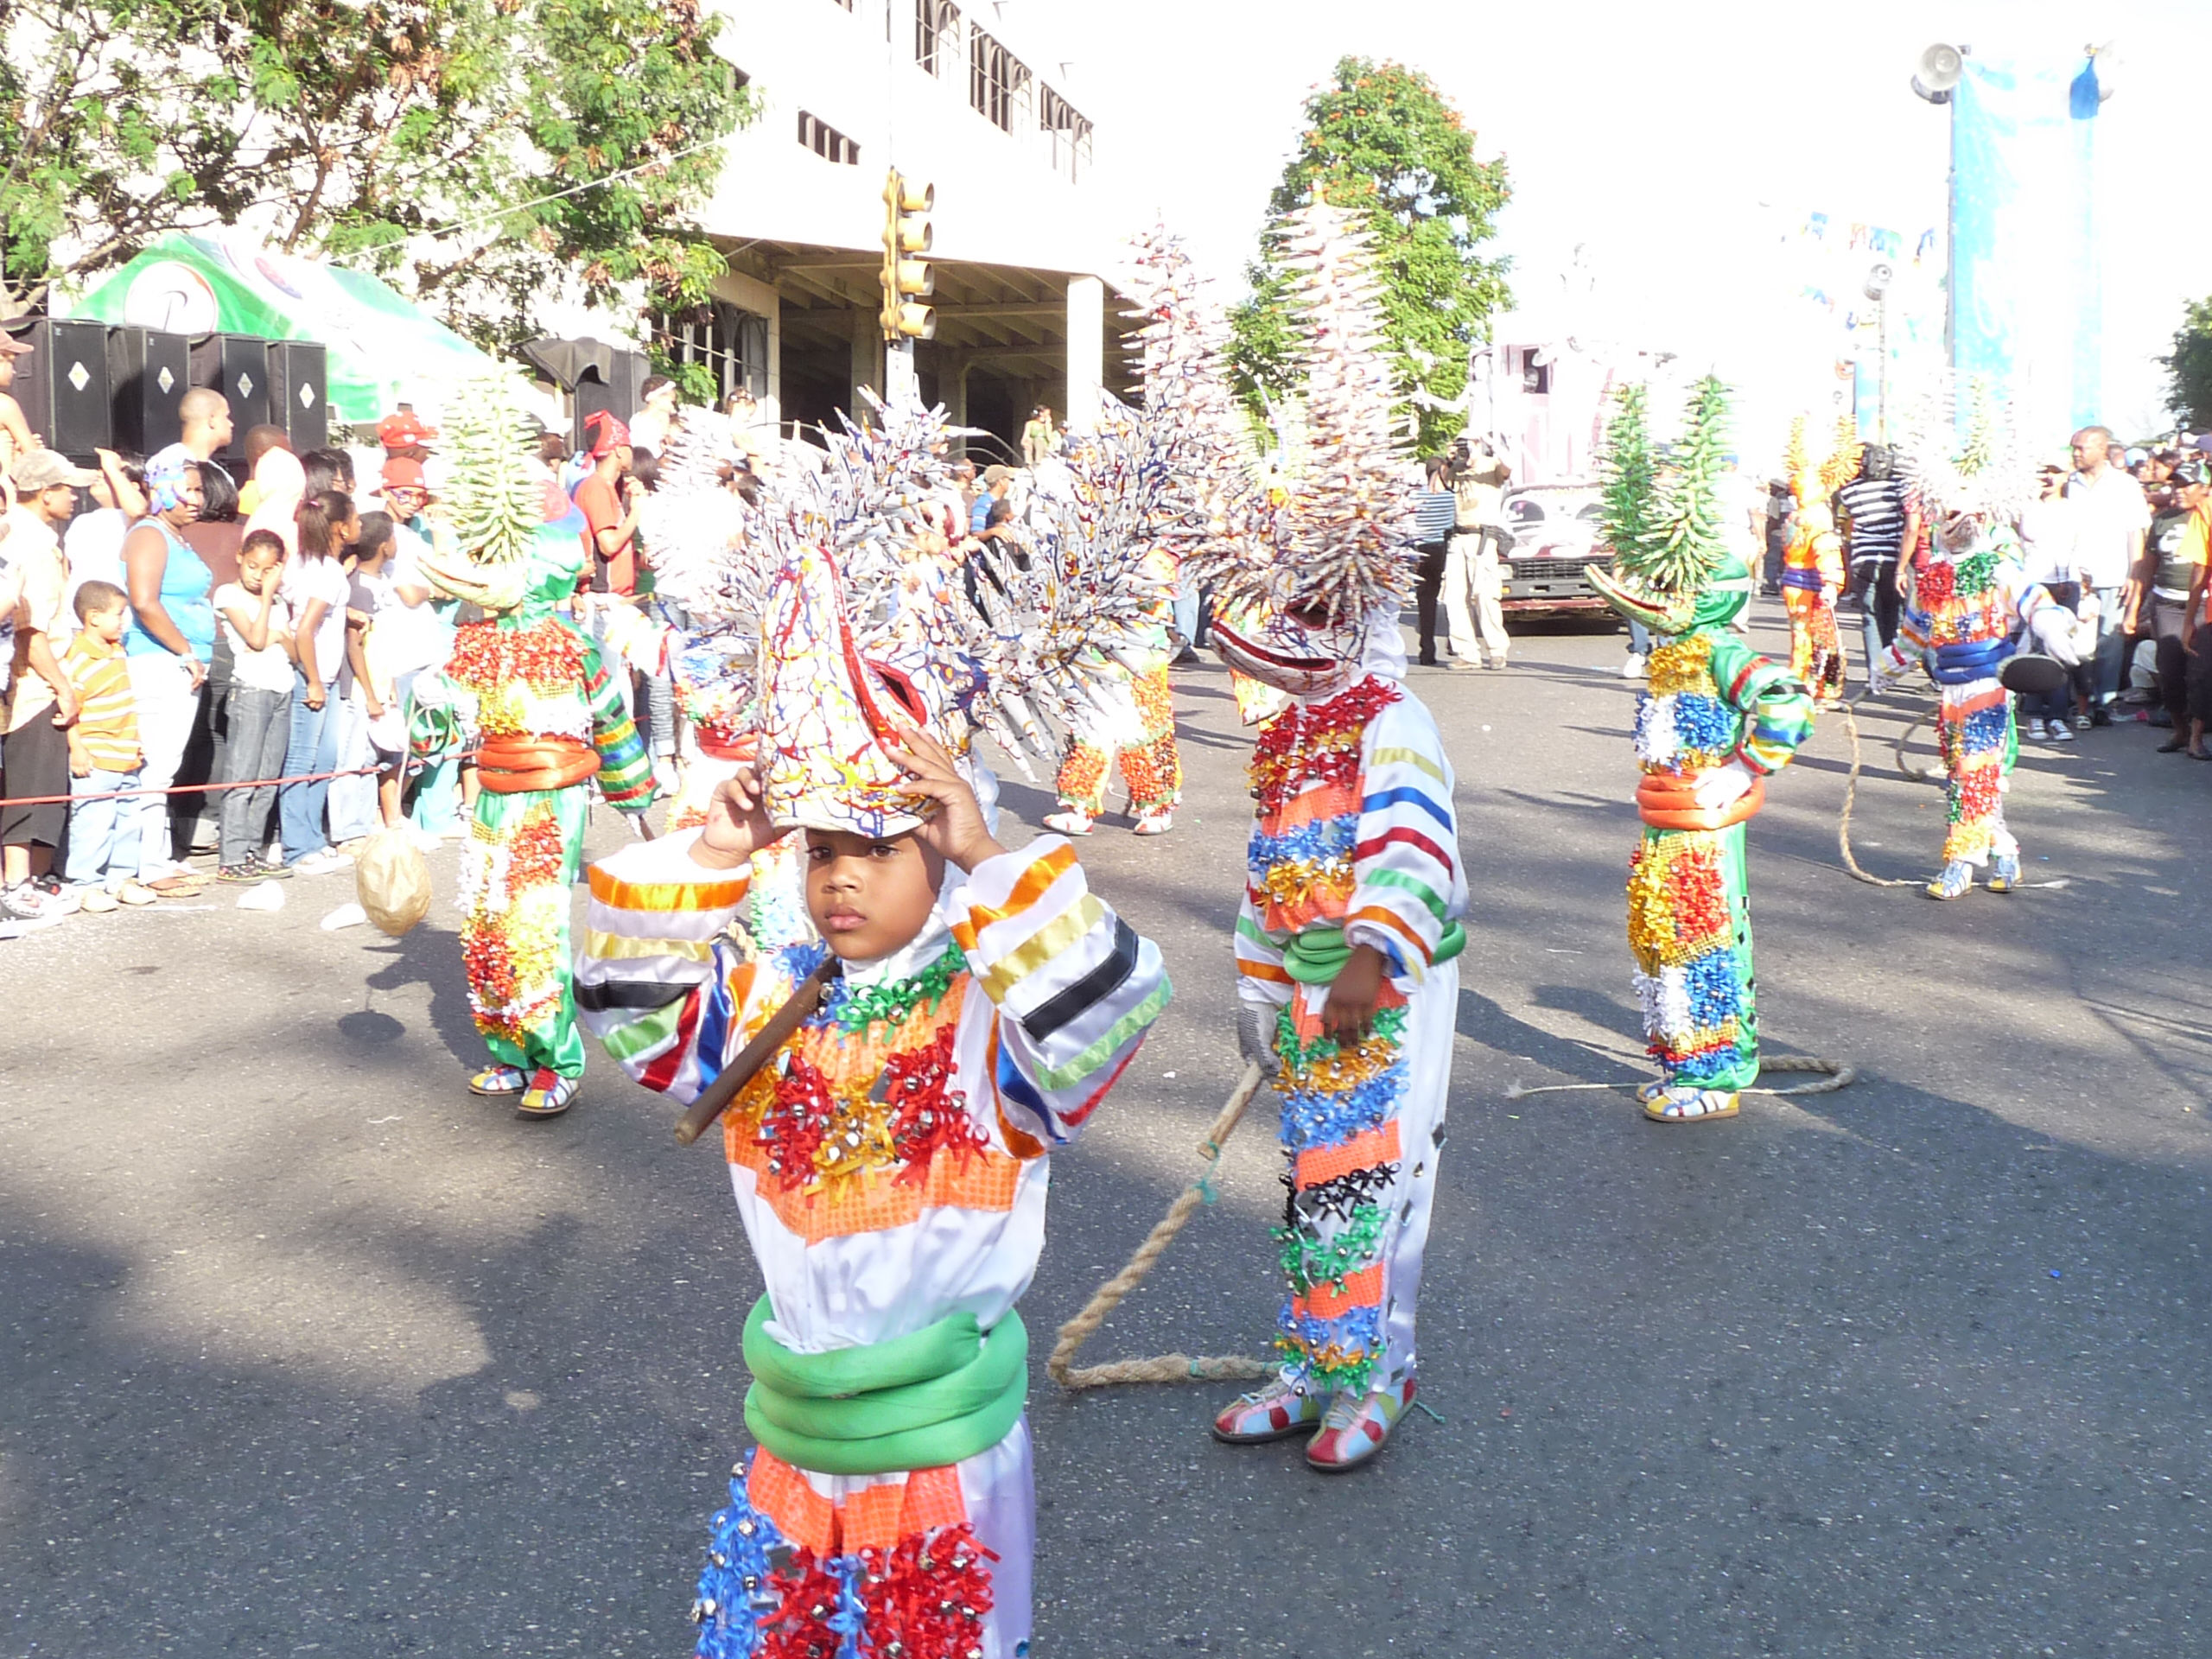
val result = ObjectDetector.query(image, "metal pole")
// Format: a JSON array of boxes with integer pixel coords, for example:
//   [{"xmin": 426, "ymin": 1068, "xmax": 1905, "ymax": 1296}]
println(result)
[{"xmin": 1878, "ymin": 293, "xmax": 1889, "ymax": 444}]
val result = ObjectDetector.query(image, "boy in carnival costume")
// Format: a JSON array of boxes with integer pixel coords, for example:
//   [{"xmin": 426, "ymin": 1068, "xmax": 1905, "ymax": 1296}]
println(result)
[
  {"xmin": 408, "ymin": 376, "xmax": 658, "ymax": 1118},
  {"xmin": 576, "ymin": 388, "xmax": 1177, "ymax": 1658},
  {"xmin": 1872, "ymin": 388, "xmax": 2082, "ymax": 899},
  {"xmin": 1196, "ymin": 205, "xmax": 1470, "ymax": 1472},
  {"xmin": 1588, "ymin": 378, "xmax": 1816, "ymax": 1124}
]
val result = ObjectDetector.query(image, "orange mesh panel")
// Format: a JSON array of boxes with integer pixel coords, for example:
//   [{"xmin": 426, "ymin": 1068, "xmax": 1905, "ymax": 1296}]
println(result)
[
  {"xmin": 1292, "ymin": 1262, "xmax": 1384, "ymax": 1321},
  {"xmin": 900, "ymin": 1465, "xmax": 969, "ymax": 1535},
  {"xmin": 748, "ymin": 1449, "xmax": 835, "ymax": 1554},
  {"xmin": 1294, "ymin": 1121, "xmax": 1402, "ymax": 1189}
]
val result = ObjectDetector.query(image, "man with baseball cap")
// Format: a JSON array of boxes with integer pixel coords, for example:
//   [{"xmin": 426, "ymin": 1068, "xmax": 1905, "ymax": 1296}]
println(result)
[
  {"xmin": 1, "ymin": 448, "xmax": 94, "ymax": 923},
  {"xmin": 0, "ymin": 334, "xmax": 42, "ymax": 475}
]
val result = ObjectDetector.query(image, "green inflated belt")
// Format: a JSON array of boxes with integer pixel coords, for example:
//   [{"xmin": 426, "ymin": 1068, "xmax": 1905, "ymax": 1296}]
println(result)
[
  {"xmin": 1283, "ymin": 921, "xmax": 1467, "ymax": 986},
  {"xmin": 741, "ymin": 1297, "xmax": 1029, "ymax": 1476}
]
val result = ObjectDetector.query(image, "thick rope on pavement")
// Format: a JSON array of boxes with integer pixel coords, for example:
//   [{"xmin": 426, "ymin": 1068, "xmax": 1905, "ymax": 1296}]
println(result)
[
  {"xmin": 1503, "ymin": 1053, "xmax": 1859, "ymax": 1102},
  {"xmin": 1048, "ymin": 1061, "xmax": 1275, "ymax": 1390},
  {"xmin": 1837, "ymin": 696, "xmax": 1938, "ymax": 887}
]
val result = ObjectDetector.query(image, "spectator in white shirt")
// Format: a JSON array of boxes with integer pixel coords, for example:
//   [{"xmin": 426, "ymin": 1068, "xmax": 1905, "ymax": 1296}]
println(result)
[{"xmin": 2064, "ymin": 424, "xmax": 2151, "ymax": 722}]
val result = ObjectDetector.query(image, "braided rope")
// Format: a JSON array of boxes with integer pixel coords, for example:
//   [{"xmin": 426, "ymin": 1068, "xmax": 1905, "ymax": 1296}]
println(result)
[
  {"xmin": 1048, "ymin": 1062, "xmax": 1274, "ymax": 1390},
  {"xmin": 1503, "ymin": 1053, "xmax": 1859, "ymax": 1101},
  {"xmin": 1838, "ymin": 696, "xmax": 1940, "ymax": 887}
]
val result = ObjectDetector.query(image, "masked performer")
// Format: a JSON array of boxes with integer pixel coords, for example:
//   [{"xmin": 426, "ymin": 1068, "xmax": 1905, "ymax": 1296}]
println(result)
[
  {"xmin": 1178, "ymin": 206, "xmax": 1468, "ymax": 1472},
  {"xmin": 1591, "ymin": 377, "xmax": 1817, "ymax": 1123},
  {"xmin": 408, "ymin": 380, "xmax": 658, "ymax": 1118},
  {"xmin": 1872, "ymin": 404, "xmax": 2082, "ymax": 899}
]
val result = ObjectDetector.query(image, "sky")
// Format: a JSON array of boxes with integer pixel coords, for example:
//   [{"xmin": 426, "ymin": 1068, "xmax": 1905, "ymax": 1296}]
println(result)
[{"xmin": 1009, "ymin": 0, "xmax": 2212, "ymax": 436}]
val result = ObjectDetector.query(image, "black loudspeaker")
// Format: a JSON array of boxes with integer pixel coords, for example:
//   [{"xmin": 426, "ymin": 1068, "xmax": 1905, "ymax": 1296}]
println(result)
[
  {"xmin": 571, "ymin": 349, "xmax": 648, "ymax": 452},
  {"xmin": 108, "ymin": 327, "xmax": 192, "ymax": 456},
  {"xmin": 3, "ymin": 318, "xmax": 113, "ymax": 461},
  {"xmin": 188, "ymin": 333, "xmax": 270, "ymax": 461},
  {"xmin": 265, "ymin": 340, "xmax": 329, "ymax": 453}
]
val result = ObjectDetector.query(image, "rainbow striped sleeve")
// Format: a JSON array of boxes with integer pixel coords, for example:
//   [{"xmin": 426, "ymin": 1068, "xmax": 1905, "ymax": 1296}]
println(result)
[
  {"xmin": 574, "ymin": 830, "xmax": 765, "ymax": 1106},
  {"xmin": 1708, "ymin": 633, "xmax": 1816, "ymax": 777},
  {"xmin": 1234, "ymin": 890, "xmax": 1293, "ymax": 992},
  {"xmin": 583, "ymin": 639, "xmax": 657, "ymax": 810},
  {"xmin": 1344, "ymin": 696, "xmax": 1465, "ymax": 986},
  {"xmin": 950, "ymin": 835, "xmax": 1170, "ymax": 1145}
]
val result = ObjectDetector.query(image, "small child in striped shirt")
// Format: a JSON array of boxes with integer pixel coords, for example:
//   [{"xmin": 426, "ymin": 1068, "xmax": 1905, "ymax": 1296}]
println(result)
[{"xmin": 60, "ymin": 582, "xmax": 156, "ymax": 911}]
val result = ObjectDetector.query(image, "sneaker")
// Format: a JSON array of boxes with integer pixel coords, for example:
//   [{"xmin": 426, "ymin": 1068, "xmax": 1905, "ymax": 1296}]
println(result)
[
  {"xmin": 469, "ymin": 1065, "xmax": 529, "ymax": 1097},
  {"xmin": 1988, "ymin": 854, "xmax": 2023, "ymax": 893},
  {"xmin": 2046, "ymin": 721, "xmax": 2075, "ymax": 743},
  {"xmin": 1306, "ymin": 1379, "xmax": 1418, "ymax": 1472},
  {"xmin": 114, "ymin": 881, "xmax": 159, "ymax": 906},
  {"xmin": 216, "ymin": 863, "xmax": 264, "ymax": 884},
  {"xmin": 2090, "ymin": 707, "xmax": 2113, "ymax": 728},
  {"xmin": 1622, "ymin": 654, "xmax": 1649, "ymax": 679},
  {"xmin": 291, "ymin": 849, "xmax": 352, "ymax": 876},
  {"xmin": 79, "ymin": 888, "xmax": 120, "ymax": 914},
  {"xmin": 0, "ymin": 884, "xmax": 59, "ymax": 928},
  {"xmin": 1643, "ymin": 1085, "xmax": 1741, "ymax": 1123},
  {"xmin": 31, "ymin": 880, "xmax": 81, "ymax": 916},
  {"xmin": 247, "ymin": 854, "xmax": 294, "ymax": 880},
  {"xmin": 2023, "ymin": 718, "xmax": 2047, "ymax": 740},
  {"xmin": 1042, "ymin": 810, "xmax": 1096, "ymax": 836},
  {"xmin": 1924, "ymin": 860, "xmax": 1976, "ymax": 901},
  {"xmin": 518, "ymin": 1068, "xmax": 581, "ymax": 1118},
  {"xmin": 2072, "ymin": 713, "xmax": 2093, "ymax": 732},
  {"xmin": 1130, "ymin": 810, "xmax": 1173, "ymax": 836},
  {"xmin": 1211, "ymin": 1377, "xmax": 1329, "ymax": 1445}
]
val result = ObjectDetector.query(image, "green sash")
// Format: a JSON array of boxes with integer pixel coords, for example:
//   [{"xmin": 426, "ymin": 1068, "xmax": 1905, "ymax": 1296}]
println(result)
[
  {"xmin": 1283, "ymin": 920, "xmax": 1466, "ymax": 985},
  {"xmin": 741, "ymin": 1297, "xmax": 1029, "ymax": 1476}
]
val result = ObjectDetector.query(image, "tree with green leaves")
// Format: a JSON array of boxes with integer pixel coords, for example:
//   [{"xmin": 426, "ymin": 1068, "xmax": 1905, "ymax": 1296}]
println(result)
[
  {"xmin": 1227, "ymin": 57, "xmax": 1511, "ymax": 454},
  {"xmin": 0, "ymin": 0, "xmax": 750, "ymax": 349},
  {"xmin": 2160, "ymin": 296, "xmax": 2212, "ymax": 428}
]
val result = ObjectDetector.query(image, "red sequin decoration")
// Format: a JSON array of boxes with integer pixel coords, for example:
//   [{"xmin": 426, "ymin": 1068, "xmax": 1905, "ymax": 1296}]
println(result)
[
  {"xmin": 755, "ymin": 1053, "xmax": 837, "ymax": 1185},
  {"xmin": 881, "ymin": 1024, "xmax": 984, "ymax": 1182},
  {"xmin": 443, "ymin": 617, "xmax": 588, "ymax": 699},
  {"xmin": 1249, "ymin": 676, "xmax": 1401, "ymax": 816},
  {"xmin": 760, "ymin": 1526, "xmax": 998, "ymax": 1659}
]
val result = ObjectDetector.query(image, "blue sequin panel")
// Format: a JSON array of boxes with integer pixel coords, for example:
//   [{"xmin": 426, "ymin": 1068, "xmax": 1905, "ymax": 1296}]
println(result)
[
  {"xmin": 1276, "ymin": 1052, "xmax": 1407, "ymax": 1154},
  {"xmin": 1961, "ymin": 702, "xmax": 2011, "ymax": 753},
  {"xmin": 1682, "ymin": 950, "xmax": 1747, "ymax": 1032},
  {"xmin": 1276, "ymin": 1300, "xmax": 1386, "ymax": 1372},
  {"xmin": 1247, "ymin": 813, "xmax": 1358, "ymax": 885},
  {"xmin": 1670, "ymin": 693, "xmax": 1740, "ymax": 755}
]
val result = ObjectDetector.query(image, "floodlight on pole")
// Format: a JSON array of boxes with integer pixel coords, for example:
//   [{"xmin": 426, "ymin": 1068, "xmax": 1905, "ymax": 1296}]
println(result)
[
  {"xmin": 1912, "ymin": 43, "xmax": 1968, "ymax": 372},
  {"xmin": 1911, "ymin": 41, "xmax": 1964, "ymax": 104}
]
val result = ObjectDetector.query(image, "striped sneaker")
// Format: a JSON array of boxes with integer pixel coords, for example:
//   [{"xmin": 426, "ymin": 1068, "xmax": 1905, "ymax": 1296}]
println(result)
[
  {"xmin": 1305, "ymin": 1378, "xmax": 1417, "ymax": 1472},
  {"xmin": 1211, "ymin": 1378, "xmax": 1328, "ymax": 1445},
  {"xmin": 469, "ymin": 1065, "xmax": 528, "ymax": 1097},
  {"xmin": 518, "ymin": 1068, "xmax": 581, "ymax": 1119}
]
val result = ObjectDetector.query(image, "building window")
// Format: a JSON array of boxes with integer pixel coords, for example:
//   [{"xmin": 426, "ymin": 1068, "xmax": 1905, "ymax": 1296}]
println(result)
[
  {"xmin": 915, "ymin": 0, "xmax": 959, "ymax": 75},
  {"xmin": 1036, "ymin": 84, "xmax": 1092, "ymax": 181},
  {"xmin": 968, "ymin": 25, "xmax": 1028, "ymax": 131},
  {"xmin": 651, "ymin": 302, "xmax": 771, "ymax": 406},
  {"xmin": 796, "ymin": 111, "xmax": 860, "ymax": 165}
]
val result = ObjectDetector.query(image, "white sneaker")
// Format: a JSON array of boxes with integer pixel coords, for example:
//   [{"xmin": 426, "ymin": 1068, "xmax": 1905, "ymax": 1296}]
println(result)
[
  {"xmin": 291, "ymin": 849, "xmax": 353, "ymax": 876},
  {"xmin": 2023, "ymin": 718, "xmax": 2047, "ymax": 740},
  {"xmin": 2047, "ymin": 721, "xmax": 2075, "ymax": 743},
  {"xmin": 1623, "ymin": 654, "xmax": 1649, "ymax": 679},
  {"xmin": 34, "ymin": 882, "xmax": 81, "ymax": 916}
]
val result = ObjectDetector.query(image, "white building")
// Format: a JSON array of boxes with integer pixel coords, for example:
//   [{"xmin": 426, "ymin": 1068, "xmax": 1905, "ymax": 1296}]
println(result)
[{"xmin": 658, "ymin": 0, "xmax": 1132, "ymax": 456}]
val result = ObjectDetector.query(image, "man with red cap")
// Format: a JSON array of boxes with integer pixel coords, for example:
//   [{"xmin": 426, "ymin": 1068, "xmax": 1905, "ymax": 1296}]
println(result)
[{"xmin": 573, "ymin": 410, "xmax": 642, "ymax": 597}]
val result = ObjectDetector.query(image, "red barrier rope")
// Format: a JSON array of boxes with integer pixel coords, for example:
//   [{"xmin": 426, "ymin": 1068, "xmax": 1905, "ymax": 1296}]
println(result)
[{"xmin": 0, "ymin": 753, "xmax": 480, "ymax": 810}]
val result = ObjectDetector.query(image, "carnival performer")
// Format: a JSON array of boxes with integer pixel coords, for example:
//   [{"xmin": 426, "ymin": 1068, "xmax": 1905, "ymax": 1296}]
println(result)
[
  {"xmin": 1872, "ymin": 403, "xmax": 2082, "ymax": 899},
  {"xmin": 575, "ymin": 539, "xmax": 1169, "ymax": 1659},
  {"xmin": 409, "ymin": 378, "xmax": 657, "ymax": 1118},
  {"xmin": 1041, "ymin": 544, "xmax": 1183, "ymax": 837},
  {"xmin": 1183, "ymin": 206, "xmax": 1467, "ymax": 1471},
  {"xmin": 1590, "ymin": 377, "xmax": 1816, "ymax": 1124},
  {"xmin": 1782, "ymin": 498, "xmax": 1847, "ymax": 702}
]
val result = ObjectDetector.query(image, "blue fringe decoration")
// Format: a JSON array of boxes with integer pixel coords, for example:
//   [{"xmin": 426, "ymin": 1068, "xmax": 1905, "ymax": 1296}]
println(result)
[
  {"xmin": 692, "ymin": 1453, "xmax": 788, "ymax": 1659},
  {"xmin": 1275, "ymin": 1301, "xmax": 1387, "ymax": 1388},
  {"xmin": 1682, "ymin": 950, "xmax": 1746, "ymax": 1031},
  {"xmin": 1961, "ymin": 702, "xmax": 2011, "ymax": 753},
  {"xmin": 1276, "ymin": 1058, "xmax": 1405, "ymax": 1154},
  {"xmin": 828, "ymin": 1554, "xmax": 868, "ymax": 1659},
  {"xmin": 1669, "ymin": 693, "xmax": 1739, "ymax": 755},
  {"xmin": 1246, "ymin": 814, "xmax": 1357, "ymax": 884}
]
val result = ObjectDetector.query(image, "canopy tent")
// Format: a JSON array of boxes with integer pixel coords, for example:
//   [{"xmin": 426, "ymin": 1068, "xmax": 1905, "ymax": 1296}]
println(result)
[{"xmin": 60, "ymin": 232, "xmax": 503, "ymax": 426}]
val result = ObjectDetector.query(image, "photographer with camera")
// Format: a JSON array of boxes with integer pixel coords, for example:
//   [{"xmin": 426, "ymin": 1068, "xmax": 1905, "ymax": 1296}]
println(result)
[{"xmin": 1445, "ymin": 434, "xmax": 1513, "ymax": 671}]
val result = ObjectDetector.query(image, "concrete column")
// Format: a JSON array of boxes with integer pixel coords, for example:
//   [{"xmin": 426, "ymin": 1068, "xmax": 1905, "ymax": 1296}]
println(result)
[
  {"xmin": 849, "ymin": 309, "xmax": 881, "ymax": 418},
  {"xmin": 1065, "ymin": 274, "xmax": 1103, "ymax": 434},
  {"xmin": 944, "ymin": 353, "xmax": 970, "ymax": 431}
]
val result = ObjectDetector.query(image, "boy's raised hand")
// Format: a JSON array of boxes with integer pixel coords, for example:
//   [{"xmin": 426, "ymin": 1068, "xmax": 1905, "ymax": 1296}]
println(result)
[
  {"xmin": 888, "ymin": 722, "xmax": 1005, "ymax": 873},
  {"xmin": 691, "ymin": 753, "xmax": 780, "ymax": 871}
]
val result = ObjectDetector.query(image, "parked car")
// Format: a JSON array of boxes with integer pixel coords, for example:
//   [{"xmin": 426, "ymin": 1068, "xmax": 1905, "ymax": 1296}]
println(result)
[{"xmin": 1496, "ymin": 483, "xmax": 1617, "ymax": 620}]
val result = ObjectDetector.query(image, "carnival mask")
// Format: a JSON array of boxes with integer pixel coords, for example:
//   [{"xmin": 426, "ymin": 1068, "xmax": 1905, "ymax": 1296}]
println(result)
[{"xmin": 1209, "ymin": 595, "xmax": 1369, "ymax": 701}]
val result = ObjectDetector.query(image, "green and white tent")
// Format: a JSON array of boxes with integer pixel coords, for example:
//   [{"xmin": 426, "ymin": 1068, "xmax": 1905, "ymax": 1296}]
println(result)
[{"xmin": 62, "ymin": 232, "xmax": 502, "ymax": 426}]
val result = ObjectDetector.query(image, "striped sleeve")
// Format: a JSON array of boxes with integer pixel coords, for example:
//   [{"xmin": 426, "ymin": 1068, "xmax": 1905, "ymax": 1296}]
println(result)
[
  {"xmin": 574, "ymin": 830, "xmax": 769, "ymax": 1106},
  {"xmin": 583, "ymin": 638, "xmax": 657, "ymax": 810},
  {"xmin": 949, "ymin": 835, "xmax": 1170, "ymax": 1146},
  {"xmin": 1234, "ymin": 891, "xmax": 1293, "ymax": 1002},
  {"xmin": 1708, "ymin": 635, "xmax": 1816, "ymax": 777},
  {"xmin": 1344, "ymin": 696, "xmax": 1465, "ymax": 988}
]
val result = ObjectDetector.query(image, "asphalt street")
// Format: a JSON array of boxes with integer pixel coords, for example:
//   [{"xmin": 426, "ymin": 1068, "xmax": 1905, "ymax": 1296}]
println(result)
[{"xmin": 5, "ymin": 601, "xmax": 2211, "ymax": 1657}]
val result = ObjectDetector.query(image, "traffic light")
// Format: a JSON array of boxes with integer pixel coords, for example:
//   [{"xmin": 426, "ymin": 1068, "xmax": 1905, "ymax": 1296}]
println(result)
[{"xmin": 880, "ymin": 168, "xmax": 936, "ymax": 342}]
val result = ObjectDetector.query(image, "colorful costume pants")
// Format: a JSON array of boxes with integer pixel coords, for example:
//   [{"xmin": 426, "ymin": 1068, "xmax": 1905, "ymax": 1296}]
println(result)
[
  {"xmin": 1935, "ymin": 676, "xmax": 2017, "ymax": 867},
  {"xmin": 1627, "ymin": 823, "xmax": 1759, "ymax": 1092},
  {"xmin": 1054, "ymin": 661, "xmax": 1180, "ymax": 816},
  {"xmin": 1268, "ymin": 959, "xmax": 1457, "ymax": 1397},
  {"xmin": 459, "ymin": 783, "xmax": 589, "ymax": 1080},
  {"xmin": 1784, "ymin": 588, "xmax": 1846, "ymax": 702}
]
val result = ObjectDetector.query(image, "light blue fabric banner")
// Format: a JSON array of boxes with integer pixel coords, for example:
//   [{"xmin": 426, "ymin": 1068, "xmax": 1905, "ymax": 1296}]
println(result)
[{"xmin": 1951, "ymin": 52, "xmax": 2104, "ymax": 437}]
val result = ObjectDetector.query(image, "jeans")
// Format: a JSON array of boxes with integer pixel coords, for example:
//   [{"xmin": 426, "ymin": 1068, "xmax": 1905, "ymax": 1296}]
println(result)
[
  {"xmin": 1173, "ymin": 576, "xmax": 1200, "ymax": 647},
  {"xmin": 126, "ymin": 652, "xmax": 207, "ymax": 874},
  {"xmin": 1855, "ymin": 559, "xmax": 1903, "ymax": 677},
  {"xmin": 1628, "ymin": 620, "xmax": 1652, "ymax": 657},
  {"xmin": 2088, "ymin": 585, "xmax": 2126, "ymax": 706},
  {"xmin": 325, "ymin": 689, "xmax": 380, "ymax": 844},
  {"xmin": 181, "ymin": 630, "xmax": 234, "ymax": 855},
  {"xmin": 278, "ymin": 675, "xmax": 340, "ymax": 863},
  {"xmin": 1414, "ymin": 541, "xmax": 1449, "ymax": 662},
  {"xmin": 64, "ymin": 768, "xmax": 143, "ymax": 888},
  {"xmin": 219, "ymin": 683, "xmax": 292, "ymax": 867}
]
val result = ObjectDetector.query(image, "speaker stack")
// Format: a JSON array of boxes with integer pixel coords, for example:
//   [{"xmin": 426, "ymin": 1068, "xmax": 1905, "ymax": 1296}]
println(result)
[
  {"xmin": 265, "ymin": 340, "xmax": 329, "ymax": 452},
  {"xmin": 107, "ymin": 327, "xmax": 193, "ymax": 456},
  {"xmin": 188, "ymin": 333, "xmax": 271, "ymax": 462},
  {"xmin": 3, "ymin": 318, "xmax": 114, "ymax": 462}
]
